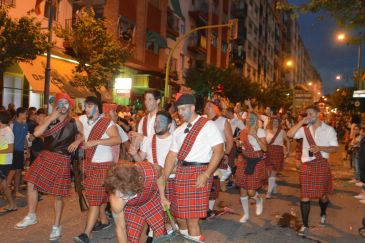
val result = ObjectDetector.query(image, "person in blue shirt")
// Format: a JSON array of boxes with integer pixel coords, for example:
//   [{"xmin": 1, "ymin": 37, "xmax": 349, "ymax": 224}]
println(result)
[{"xmin": 7, "ymin": 107, "xmax": 28, "ymax": 198}]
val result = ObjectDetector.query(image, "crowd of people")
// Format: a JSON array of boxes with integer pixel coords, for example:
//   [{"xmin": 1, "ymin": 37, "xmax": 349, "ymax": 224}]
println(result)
[{"xmin": 0, "ymin": 89, "xmax": 363, "ymax": 243}]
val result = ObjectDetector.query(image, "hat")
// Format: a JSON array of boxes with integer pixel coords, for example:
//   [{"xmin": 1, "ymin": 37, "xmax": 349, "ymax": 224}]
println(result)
[
  {"xmin": 85, "ymin": 96, "xmax": 103, "ymax": 113},
  {"xmin": 175, "ymin": 94, "xmax": 196, "ymax": 107},
  {"xmin": 55, "ymin": 93, "xmax": 74, "ymax": 107}
]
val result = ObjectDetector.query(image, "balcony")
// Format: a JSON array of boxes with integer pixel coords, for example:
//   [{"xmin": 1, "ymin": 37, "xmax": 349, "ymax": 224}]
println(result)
[
  {"xmin": 189, "ymin": 0, "xmax": 208, "ymax": 22},
  {"xmin": 167, "ymin": 9, "xmax": 179, "ymax": 38},
  {"xmin": 188, "ymin": 34, "xmax": 207, "ymax": 54}
]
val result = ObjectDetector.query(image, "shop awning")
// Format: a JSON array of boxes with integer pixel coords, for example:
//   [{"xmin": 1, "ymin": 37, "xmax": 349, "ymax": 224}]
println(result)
[{"xmin": 17, "ymin": 55, "xmax": 94, "ymax": 98}]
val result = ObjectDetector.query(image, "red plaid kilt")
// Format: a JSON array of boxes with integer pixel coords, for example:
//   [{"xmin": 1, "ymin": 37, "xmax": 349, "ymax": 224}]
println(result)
[
  {"xmin": 83, "ymin": 161, "xmax": 113, "ymax": 206},
  {"xmin": 171, "ymin": 164, "xmax": 213, "ymax": 219},
  {"xmin": 166, "ymin": 177, "xmax": 175, "ymax": 202},
  {"xmin": 267, "ymin": 145, "xmax": 285, "ymax": 172},
  {"xmin": 25, "ymin": 151, "xmax": 71, "ymax": 197},
  {"xmin": 235, "ymin": 157, "xmax": 266, "ymax": 190},
  {"xmin": 300, "ymin": 158, "xmax": 333, "ymax": 199},
  {"xmin": 295, "ymin": 139, "xmax": 303, "ymax": 161},
  {"xmin": 209, "ymin": 176, "xmax": 220, "ymax": 200},
  {"xmin": 218, "ymin": 156, "xmax": 229, "ymax": 169}
]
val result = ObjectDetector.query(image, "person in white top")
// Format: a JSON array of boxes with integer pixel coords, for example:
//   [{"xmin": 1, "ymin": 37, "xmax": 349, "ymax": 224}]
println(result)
[
  {"xmin": 204, "ymin": 100, "xmax": 233, "ymax": 218},
  {"xmin": 0, "ymin": 111, "xmax": 16, "ymax": 213},
  {"xmin": 75, "ymin": 96, "xmax": 121, "ymax": 243},
  {"xmin": 164, "ymin": 94, "xmax": 224, "ymax": 242},
  {"xmin": 288, "ymin": 104, "xmax": 338, "ymax": 237},
  {"xmin": 225, "ymin": 108, "xmax": 245, "ymax": 137},
  {"xmin": 265, "ymin": 116, "xmax": 290, "ymax": 198},
  {"xmin": 108, "ymin": 110, "xmax": 129, "ymax": 162}
]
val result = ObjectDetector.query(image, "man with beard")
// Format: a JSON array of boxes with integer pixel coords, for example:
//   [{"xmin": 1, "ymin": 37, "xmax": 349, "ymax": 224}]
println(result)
[
  {"xmin": 74, "ymin": 96, "xmax": 121, "ymax": 243},
  {"xmin": 288, "ymin": 104, "xmax": 338, "ymax": 236},
  {"xmin": 164, "ymin": 94, "xmax": 224, "ymax": 242},
  {"xmin": 15, "ymin": 93, "xmax": 84, "ymax": 241},
  {"xmin": 204, "ymin": 100, "xmax": 234, "ymax": 218}
]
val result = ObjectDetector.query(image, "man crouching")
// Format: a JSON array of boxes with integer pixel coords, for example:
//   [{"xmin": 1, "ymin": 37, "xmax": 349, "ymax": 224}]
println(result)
[{"xmin": 105, "ymin": 161, "xmax": 170, "ymax": 243}]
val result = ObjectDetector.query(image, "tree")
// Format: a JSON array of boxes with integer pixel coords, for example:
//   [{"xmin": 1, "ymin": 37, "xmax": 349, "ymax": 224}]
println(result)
[
  {"xmin": 0, "ymin": 6, "xmax": 48, "ymax": 84},
  {"xmin": 55, "ymin": 9, "xmax": 130, "ymax": 101},
  {"xmin": 277, "ymin": 0, "xmax": 365, "ymax": 43},
  {"xmin": 329, "ymin": 87, "xmax": 355, "ymax": 112},
  {"xmin": 260, "ymin": 84, "xmax": 293, "ymax": 113}
]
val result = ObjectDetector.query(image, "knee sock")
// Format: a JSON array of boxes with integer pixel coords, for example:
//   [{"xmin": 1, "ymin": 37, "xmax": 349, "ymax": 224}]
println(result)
[
  {"xmin": 300, "ymin": 201, "xmax": 311, "ymax": 227},
  {"xmin": 208, "ymin": 200, "xmax": 215, "ymax": 211},
  {"xmin": 319, "ymin": 199, "xmax": 329, "ymax": 216},
  {"xmin": 240, "ymin": 196, "xmax": 249, "ymax": 218},
  {"xmin": 267, "ymin": 176, "xmax": 276, "ymax": 194}
]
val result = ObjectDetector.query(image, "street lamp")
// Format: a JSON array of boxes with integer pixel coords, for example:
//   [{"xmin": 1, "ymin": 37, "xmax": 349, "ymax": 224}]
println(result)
[
  {"xmin": 285, "ymin": 60, "xmax": 293, "ymax": 67},
  {"xmin": 336, "ymin": 32, "xmax": 362, "ymax": 89},
  {"xmin": 336, "ymin": 75, "xmax": 341, "ymax": 80},
  {"xmin": 308, "ymin": 82, "xmax": 312, "ymax": 86}
]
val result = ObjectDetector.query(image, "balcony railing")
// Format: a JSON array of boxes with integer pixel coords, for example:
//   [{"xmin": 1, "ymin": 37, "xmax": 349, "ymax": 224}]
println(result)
[
  {"xmin": 0, "ymin": 0, "xmax": 15, "ymax": 6},
  {"xmin": 167, "ymin": 9, "xmax": 179, "ymax": 37},
  {"xmin": 188, "ymin": 34, "xmax": 207, "ymax": 53}
]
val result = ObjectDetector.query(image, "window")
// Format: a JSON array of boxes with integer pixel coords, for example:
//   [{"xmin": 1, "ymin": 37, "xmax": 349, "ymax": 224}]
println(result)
[
  {"xmin": 146, "ymin": 39, "xmax": 158, "ymax": 54},
  {"xmin": 2, "ymin": 75, "xmax": 22, "ymax": 108},
  {"xmin": 118, "ymin": 17, "xmax": 135, "ymax": 42},
  {"xmin": 44, "ymin": 0, "xmax": 58, "ymax": 20},
  {"xmin": 211, "ymin": 32, "xmax": 217, "ymax": 47}
]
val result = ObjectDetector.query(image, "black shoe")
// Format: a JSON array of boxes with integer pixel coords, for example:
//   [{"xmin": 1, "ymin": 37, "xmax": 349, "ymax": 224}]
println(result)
[
  {"xmin": 92, "ymin": 221, "xmax": 112, "ymax": 232},
  {"xmin": 207, "ymin": 209, "xmax": 215, "ymax": 219},
  {"xmin": 74, "ymin": 233, "xmax": 90, "ymax": 243},
  {"xmin": 146, "ymin": 236, "xmax": 153, "ymax": 243}
]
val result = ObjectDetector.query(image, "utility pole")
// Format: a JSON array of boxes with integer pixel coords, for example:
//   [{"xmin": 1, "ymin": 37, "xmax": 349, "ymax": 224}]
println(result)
[{"xmin": 44, "ymin": 0, "xmax": 55, "ymax": 111}]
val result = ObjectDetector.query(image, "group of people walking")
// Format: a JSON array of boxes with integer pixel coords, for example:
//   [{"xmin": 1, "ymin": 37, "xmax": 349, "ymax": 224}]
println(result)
[{"xmin": 0, "ymin": 89, "xmax": 340, "ymax": 242}]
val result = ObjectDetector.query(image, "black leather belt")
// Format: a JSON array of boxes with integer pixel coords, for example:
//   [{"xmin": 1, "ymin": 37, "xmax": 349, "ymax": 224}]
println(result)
[{"xmin": 181, "ymin": 161, "xmax": 209, "ymax": 166}]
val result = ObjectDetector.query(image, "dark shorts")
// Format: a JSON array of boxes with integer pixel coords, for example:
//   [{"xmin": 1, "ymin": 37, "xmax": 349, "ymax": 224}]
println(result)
[
  {"xmin": 0, "ymin": 164, "xmax": 12, "ymax": 179},
  {"xmin": 11, "ymin": 151, "xmax": 24, "ymax": 170}
]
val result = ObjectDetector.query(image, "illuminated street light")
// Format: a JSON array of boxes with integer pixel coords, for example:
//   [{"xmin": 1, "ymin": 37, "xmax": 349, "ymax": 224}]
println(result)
[
  {"xmin": 285, "ymin": 60, "xmax": 293, "ymax": 67},
  {"xmin": 336, "ymin": 75, "xmax": 341, "ymax": 80},
  {"xmin": 317, "ymin": 92, "xmax": 321, "ymax": 95},
  {"xmin": 337, "ymin": 33, "xmax": 346, "ymax": 41},
  {"xmin": 337, "ymin": 88, "xmax": 340, "ymax": 91},
  {"xmin": 308, "ymin": 82, "xmax": 312, "ymax": 86}
]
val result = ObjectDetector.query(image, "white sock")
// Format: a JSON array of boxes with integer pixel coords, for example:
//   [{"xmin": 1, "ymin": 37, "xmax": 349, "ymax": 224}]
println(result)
[
  {"xmin": 180, "ymin": 229, "xmax": 188, "ymax": 235},
  {"xmin": 240, "ymin": 196, "xmax": 249, "ymax": 219},
  {"xmin": 254, "ymin": 193, "xmax": 263, "ymax": 215},
  {"xmin": 267, "ymin": 177, "xmax": 276, "ymax": 194},
  {"xmin": 27, "ymin": 213, "xmax": 36, "ymax": 218},
  {"xmin": 188, "ymin": 235, "xmax": 202, "ymax": 241},
  {"xmin": 208, "ymin": 200, "xmax": 215, "ymax": 211}
]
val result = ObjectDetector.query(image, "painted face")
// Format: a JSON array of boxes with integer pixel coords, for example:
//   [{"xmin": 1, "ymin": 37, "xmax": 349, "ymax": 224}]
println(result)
[
  {"xmin": 248, "ymin": 114, "xmax": 257, "ymax": 127},
  {"xmin": 154, "ymin": 115, "xmax": 170, "ymax": 135},
  {"xmin": 306, "ymin": 108, "xmax": 319, "ymax": 124},
  {"xmin": 144, "ymin": 93, "xmax": 159, "ymax": 113},
  {"xmin": 56, "ymin": 98, "xmax": 70, "ymax": 114},
  {"xmin": 272, "ymin": 119, "xmax": 279, "ymax": 127},
  {"xmin": 85, "ymin": 103, "xmax": 98, "ymax": 119},
  {"xmin": 178, "ymin": 105, "xmax": 193, "ymax": 122}
]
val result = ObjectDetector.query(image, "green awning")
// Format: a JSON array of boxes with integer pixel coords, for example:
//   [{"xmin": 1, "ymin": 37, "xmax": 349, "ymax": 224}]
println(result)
[{"xmin": 171, "ymin": 0, "xmax": 185, "ymax": 21}]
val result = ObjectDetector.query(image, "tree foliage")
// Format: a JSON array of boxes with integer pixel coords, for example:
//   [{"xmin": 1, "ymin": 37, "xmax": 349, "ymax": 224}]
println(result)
[
  {"xmin": 277, "ymin": 0, "xmax": 365, "ymax": 43},
  {"xmin": 0, "ymin": 6, "xmax": 49, "ymax": 72},
  {"xmin": 55, "ymin": 9, "xmax": 130, "ymax": 98},
  {"xmin": 329, "ymin": 87, "xmax": 355, "ymax": 112},
  {"xmin": 260, "ymin": 84, "xmax": 293, "ymax": 112}
]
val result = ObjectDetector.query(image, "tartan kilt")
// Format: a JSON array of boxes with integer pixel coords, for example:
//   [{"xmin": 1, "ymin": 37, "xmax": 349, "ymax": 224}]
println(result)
[
  {"xmin": 267, "ymin": 145, "xmax": 285, "ymax": 172},
  {"xmin": 83, "ymin": 161, "xmax": 113, "ymax": 206},
  {"xmin": 218, "ymin": 156, "xmax": 229, "ymax": 170},
  {"xmin": 25, "ymin": 151, "xmax": 71, "ymax": 197},
  {"xmin": 125, "ymin": 192, "xmax": 166, "ymax": 243},
  {"xmin": 171, "ymin": 164, "xmax": 213, "ymax": 219},
  {"xmin": 166, "ymin": 178, "xmax": 175, "ymax": 202},
  {"xmin": 209, "ymin": 176, "xmax": 220, "ymax": 200},
  {"xmin": 300, "ymin": 158, "xmax": 333, "ymax": 199},
  {"xmin": 235, "ymin": 158, "xmax": 266, "ymax": 190}
]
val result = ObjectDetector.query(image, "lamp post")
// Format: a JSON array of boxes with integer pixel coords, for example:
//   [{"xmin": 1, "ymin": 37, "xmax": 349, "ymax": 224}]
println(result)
[{"xmin": 44, "ymin": 0, "xmax": 55, "ymax": 111}]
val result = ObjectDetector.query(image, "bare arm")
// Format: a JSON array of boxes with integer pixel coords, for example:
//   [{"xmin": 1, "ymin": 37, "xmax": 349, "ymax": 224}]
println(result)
[
  {"xmin": 0, "ymin": 144, "xmax": 13, "ymax": 154},
  {"xmin": 224, "ymin": 120, "xmax": 234, "ymax": 154},
  {"xmin": 110, "ymin": 193, "xmax": 128, "ymax": 243},
  {"xmin": 283, "ymin": 131, "xmax": 290, "ymax": 156},
  {"xmin": 164, "ymin": 151, "xmax": 177, "ymax": 179},
  {"xmin": 68, "ymin": 120, "xmax": 85, "ymax": 153},
  {"xmin": 154, "ymin": 164, "xmax": 170, "ymax": 210},
  {"xmin": 255, "ymin": 136, "xmax": 267, "ymax": 152},
  {"xmin": 33, "ymin": 108, "xmax": 61, "ymax": 138},
  {"xmin": 287, "ymin": 119, "xmax": 306, "ymax": 138},
  {"xmin": 84, "ymin": 124, "xmax": 122, "ymax": 149}
]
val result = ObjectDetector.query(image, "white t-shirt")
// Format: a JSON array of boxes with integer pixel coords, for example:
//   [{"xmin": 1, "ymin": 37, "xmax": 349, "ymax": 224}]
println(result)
[
  {"xmin": 266, "ymin": 129, "xmax": 285, "ymax": 146},
  {"xmin": 293, "ymin": 122, "xmax": 338, "ymax": 162},
  {"xmin": 230, "ymin": 118, "xmax": 245, "ymax": 135},
  {"xmin": 137, "ymin": 113, "xmax": 175, "ymax": 138},
  {"xmin": 213, "ymin": 116, "xmax": 226, "ymax": 142},
  {"xmin": 79, "ymin": 115, "xmax": 115, "ymax": 163},
  {"xmin": 116, "ymin": 125, "xmax": 129, "ymax": 143},
  {"xmin": 243, "ymin": 128, "xmax": 266, "ymax": 151},
  {"xmin": 0, "ymin": 126, "xmax": 14, "ymax": 165},
  {"xmin": 140, "ymin": 134, "xmax": 172, "ymax": 168},
  {"xmin": 170, "ymin": 116, "xmax": 224, "ymax": 162}
]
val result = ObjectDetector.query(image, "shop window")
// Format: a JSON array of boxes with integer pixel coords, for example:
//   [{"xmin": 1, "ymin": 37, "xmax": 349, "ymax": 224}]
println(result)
[{"xmin": 2, "ymin": 75, "xmax": 22, "ymax": 109}]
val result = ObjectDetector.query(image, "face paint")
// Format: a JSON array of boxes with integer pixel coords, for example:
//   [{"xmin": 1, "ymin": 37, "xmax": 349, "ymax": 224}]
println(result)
[
  {"xmin": 248, "ymin": 114, "xmax": 256, "ymax": 126},
  {"xmin": 155, "ymin": 115, "xmax": 169, "ymax": 135},
  {"xmin": 56, "ymin": 100, "xmax": 70, "ymax": 114},
  {"xmin": 178, "ymin": 105, "xmax": 193, "ymax": 122},
  {"xmin": 92, "ymin": 106, "xmax": 97, "ymax": 116}
]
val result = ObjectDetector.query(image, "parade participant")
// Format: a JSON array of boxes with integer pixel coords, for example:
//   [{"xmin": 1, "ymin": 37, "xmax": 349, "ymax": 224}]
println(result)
[
  {"xmin": 15, "ymin": 93, "xmax": 83, "ymax": 241},
  {"xmin": 295, "ymin": 113, "xmax": 305, "ymax": 171},
  {"xmin": 74, "ymin": 96, "xmax": 121, "ymax": 243},
  {"xmin": 0, "ymin": 111, "xmax": 16, "ymax": 214},
  {"xmin": 164, "ymin": 94, "xmax": 224, "ymax": 242},
  {"xmin": 108, "ymin": 109, "xmax": 129, "ymax": 162},
  {"xmin": 105, "ymin": 161, "xmax": 169, "ymax": 243},
  {"xmin": 204, "ymin": 100, "xmax": 233, "ymax": 218},
  {"xmin": 137, "ymin": 89, "xmax": 162, "ymax": 137},
  {"xmin": 235, "ymin": 112, "xmax": 267, "ymax": 223},
  {"xmin": 265, "ymin": 116, "xmax": 290, "ymax": 198},
  {"xmin": 288, "ymin": 104, "xmax": 338, "ymax": 236}
]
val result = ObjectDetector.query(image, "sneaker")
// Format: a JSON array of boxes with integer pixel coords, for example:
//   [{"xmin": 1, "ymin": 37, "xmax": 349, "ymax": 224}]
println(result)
[
  {"xmin": 355, "ymin": 182, "xmax": 364, "ymax": 187},
  {"xmin": 49, "ymin": 225, "xmax": 61, "ymax": 241},
  {"xmin": 186, "ymin": 235, "xmax": 205, "ymax": 243},
  {"xmin": 15, "ymin": 214, "xmax": 37, "ymax": 229},
  {"xmin": 354, "ymin": 194, "xmax": 365, "ymax": 200},
  {"xmin": 73, "ymin": 233, "xmax": 90, "ymax": 243},
  {"xmin": 265, "ymin": 193, "xmax": 272, "ymax": 199},
  {"xmin": 320, "ymin": 215, "xmax": 326, "ymax": 225},
  {"xmin": 92, "ymin": 221, "xmax": 111, "ymax": 232},
  {"xmin": 256, "ymin": 197, "xmax": 263, "ymax": 215},
  {"xmin": 297, "ymin": 226, "xmax": 309, "ymax": 236},
  {"xmin": 239, "ymin": 215, "xmax": 249, "ymax": 223}
]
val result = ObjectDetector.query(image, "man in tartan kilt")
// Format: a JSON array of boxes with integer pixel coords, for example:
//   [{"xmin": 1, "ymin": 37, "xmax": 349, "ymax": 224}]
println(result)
[
  {"xmin": 204, "ymin": 100, "xmax": 233, "ymax": 219},
  {"xmin": 265, "ymin": 116, "xmax": 290, "ymax": 198},
  {"xmin": 74, "ymin": 96, "xmax": 121, "ymax": 243},
  {"xmin": 164, "ymin": 94, "xmax": 224, "ymax": 242},
  {"xmin": 15, "ymin": 93, "xmax": 84, "ymax": 241},
  {"xmin": 235, "ymin": 111, "xmax": 267, "ymax": 224},
  {"xmin": 105, "ymin": 161, "xmax": 169, "ymax": 243},
  {"xmin": 288, "ymin": 104, "xmax": 338, "ymax": 236}
]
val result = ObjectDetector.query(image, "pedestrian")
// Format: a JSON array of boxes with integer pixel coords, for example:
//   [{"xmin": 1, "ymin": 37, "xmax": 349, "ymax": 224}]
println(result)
[
  {"xmin": 7, "ymin": 107, "xmax": 28, "ymax": 198},
  {"xmin": 287, "ymin": 104, "xmax": 338, "ymax": 236},
  {"xmin": 265, "ymin": 116, "xmax": 290, "ymax": 198},
  {"xmin": 355, "ymin": 127, "xmax": 365, "ymax": 202},
  {"xmin": 105, "ymin": 161, "xmax": 169, "ymax": 243},
  {"xmin": 235, "ymin": 112, "xmax": 267, "ymax": 223},
  {"xmin": 0, "ymin": 111, "xmax": 17, "ymax": 214},
  {"xmin": 164, "ymin": 94, "xmax": 224, "ymax": 242},
  {"xmin": 74, "ymin": 96, "xmax": 121, "ymax": 243},
  {"xmin": 15, "ymin": 93, "xmax": 84, "ymax": 241}
]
